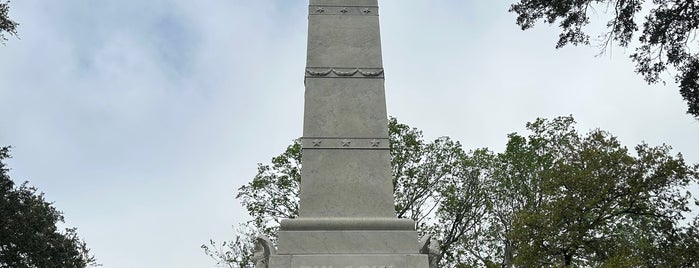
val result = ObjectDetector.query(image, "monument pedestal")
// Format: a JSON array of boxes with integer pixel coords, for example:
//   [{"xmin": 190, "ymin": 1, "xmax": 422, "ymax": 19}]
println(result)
[
  {"xmin": 269, "ymin": 219, "xmax": 429, "ymax": 267},
  {"xmin": 270, "ymin": 254, "xmax": 429, "ymax": 268},
  {"xmin": 278, "ymin": 218, "xmax": 419, "ymax": 254}
]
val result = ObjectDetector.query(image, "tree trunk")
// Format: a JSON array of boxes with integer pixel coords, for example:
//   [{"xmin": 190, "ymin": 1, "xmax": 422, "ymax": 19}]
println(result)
[
  {"xmin": 563, "ymin": 253, "xmax": 572, "ymax": 267},
  {"xmin": 503, "ymin": 240, "xmax": 514, "ymax": 268}
]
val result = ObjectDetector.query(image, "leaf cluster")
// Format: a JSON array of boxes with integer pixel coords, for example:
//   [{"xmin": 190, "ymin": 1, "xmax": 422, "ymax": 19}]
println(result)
[
  {"xmin": 0, "ymin": 1, "xmax": 18, "ymax": 44},
  {"xmin": 501, "ymin": 116, "xmax": 699, "ymax": 267},
  {"xmin": 510, "ymin": 0, "xmax": 699, "ymax": 119},
  {"xmin": 0, "ymin": 146, "xmax": 99, "ymax": 268},
  {"xmin": 200, "ymin": 223, "xmax": 256, "ymax": 268},
  {"xmin": 236, "ymin": 141, "xmax": 301, "ymax": 236}
]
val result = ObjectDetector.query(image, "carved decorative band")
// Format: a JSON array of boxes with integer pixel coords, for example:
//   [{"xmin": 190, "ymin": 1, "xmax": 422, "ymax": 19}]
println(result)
[
  {"xmin": 302, "ymin": 137, "xmax": 389, "ymax": 150},
  {"xmin": 306, "ymin": 67, "xmax": 384, "ymax": 78},
  {"xmin": 309, "ymin": 6, "xmax": 379, "ymax": 16}
]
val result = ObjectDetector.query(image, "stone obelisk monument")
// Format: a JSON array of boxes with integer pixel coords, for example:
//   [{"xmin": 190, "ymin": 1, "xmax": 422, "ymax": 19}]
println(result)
[{"xmin": 266, "ymin": 0, "xmax": 430, "ymax": 267}]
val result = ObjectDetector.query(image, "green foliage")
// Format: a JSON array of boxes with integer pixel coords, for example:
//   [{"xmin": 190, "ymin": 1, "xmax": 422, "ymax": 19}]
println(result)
[
  {"xmin": 205, "ymin": 116, "xmax": 699, "ymax": 268},
  {"xmin": 205, "ymin": 141, "xmax": 302, "ymax": 268},
  {"xmin": 510, "ymin": 0, "xmax": 699, "ymax": 119},
  {"xmin": 0, "ymin": 146, "xmax": 98, "ymax": 268},
  {"xmin": 0, "ymin": 1, "xmax": 18, "ymax": 44},
  {"xmin": 432, "ymin": 146, "xmax": 491, "ymax": 266},
  {"xmin": 502, "ymin": 116, "xmax": 699, "ymax": 267},
  {"xmin": 207, "ymin": 118, "xmax": 490, "ymax": 267},
  {"xmin": 237, "ymin": 140, "xmax": 301, "ymax": 235},
  {"xmin": 201, "ymin": 223, "xmax": 256, "ymax": 268}
]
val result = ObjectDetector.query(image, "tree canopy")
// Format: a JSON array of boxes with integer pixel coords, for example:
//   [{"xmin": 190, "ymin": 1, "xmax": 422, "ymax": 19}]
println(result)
[
  {"xmin": 0, "ymin": 146, "xmax": 98, "ymax": 268},
  {"xmin": 205, "ymin": 116, "xmax": 699, "ymax": 267},
  {"xmin": 0, "ymin": 1, "xmax": 18, "ymax": 44},
  {"xmin": 509, "ymin": 0, "xmax": 699, "ymax": 119}
]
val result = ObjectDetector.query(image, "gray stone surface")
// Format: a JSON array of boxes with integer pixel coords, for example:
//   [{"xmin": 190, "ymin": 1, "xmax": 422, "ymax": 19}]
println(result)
[
  {"xmin": 303, "ymin": 78, "xmax": 388, "ymax": 138},
  {"xmin": 265, "ymin": 0, "xmax": 430, "ymax": 267},
  {"xmin": 299, "ymin": 149, "xmax": 394, "ymax": 217},
  {"xmin": 307, "ymin": 15, "xmax": 383, "ymax": 68},
  {"xmin": 277, "ymin": 231, "xmax": 419, "ymax": 254},
  {"xmin": 280, "ymin": 218, "xmax": 415, "ymax": 230},
  {"xmin": 271, "ymin": 254, "xmax": 428, "ymax": 268},
  {"xmin": 310, "ymin": 0, "xmax": 378, "ymax": 6}
]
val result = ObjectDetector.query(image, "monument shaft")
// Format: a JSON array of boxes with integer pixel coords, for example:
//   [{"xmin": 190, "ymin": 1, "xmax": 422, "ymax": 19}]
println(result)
[
  {"xmin": 267, "ymin": 1, "xmax": 430, "ymax": 267},
  {"xmin": 301, "ymin": 0, "xmax": 393, "ymax": 218}
]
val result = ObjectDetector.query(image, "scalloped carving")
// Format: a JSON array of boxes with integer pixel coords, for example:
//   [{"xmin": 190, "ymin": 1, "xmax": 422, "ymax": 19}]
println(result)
[
  {"xmin": 359, "ymin": 69, "xmax": 384, "ymax": 77},
  {"xmin": 305, "ymin": 68, "xmax": 332, "ymax": 76},
  {"xmin": 332, "ymin": 68, "xmax": 359, "ymax": 76},
  {"xmin": 306, "ymin": 67, "xmax": 384, "ymax": 77}
]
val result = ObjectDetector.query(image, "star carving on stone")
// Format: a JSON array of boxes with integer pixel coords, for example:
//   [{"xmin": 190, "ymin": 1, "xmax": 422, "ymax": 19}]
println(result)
[
  {"xmin": 340, "ymin": 8, "xmax": 349, "ymax": 14},
  {"xmin": 362, "ymin": 8, "xmax": 372, "ymax": 14},
  {"xmin": 312, "ymin": 139, "xmax": 322, "ymax": 147},
  {"xmin": 370, "ymin": 139, "xmax": 381, "ymax": 147},
  {"xmin": 315, "ymin": 7, "xmax": 325, "ymax": 13},
  {"xmin": 341, "ymin": 139, "xmax": 351, "ymax": 147}
]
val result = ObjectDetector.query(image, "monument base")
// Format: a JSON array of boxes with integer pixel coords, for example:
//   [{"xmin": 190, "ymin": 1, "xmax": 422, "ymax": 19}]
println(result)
[
  {"xmin": 267, "ymin": 218, "xmax": 430, "ymax": 268},
  {"xmin": 269, "ymin": 254, "xmax": 429, "ymax": 268},
  {"xmin": 278, "ymin": 218, "xmax": 420, "ymax": 254}
]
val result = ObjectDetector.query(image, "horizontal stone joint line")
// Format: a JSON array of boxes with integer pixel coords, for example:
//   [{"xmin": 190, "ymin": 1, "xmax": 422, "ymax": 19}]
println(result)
[
  {"xmin": 306, "ymin": 66, "xmax": 383, "ymax": 69},
  {"xmin": 309, "ymin": 5, "xmax": 379, "ymax": 7},
  {"xmin": 310, "ymin": 14, "xmax": 379, "ymax": 16},
  {"xmin": 303, "ymin": 148, "xmax": 389, "ymax": 150},
  {"xmin": 302, "ymin": 137, "xmax": 389, "ymax": 139},
  {"xmin": 304, "ymin": 76, "xmax": 385, "ymax": 80}
]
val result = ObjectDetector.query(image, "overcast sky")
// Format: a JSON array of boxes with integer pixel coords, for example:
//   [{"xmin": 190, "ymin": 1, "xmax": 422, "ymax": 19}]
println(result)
[{"xmin": 1, "ymin": 0, "xmax": 697, "ymax": 267}]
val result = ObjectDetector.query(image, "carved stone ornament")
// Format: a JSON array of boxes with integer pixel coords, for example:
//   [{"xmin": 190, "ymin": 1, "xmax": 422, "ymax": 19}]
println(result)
[
  {"xmin": 419, "ymin": 234, "xmax": 441, "ymax": 268},
  {"xmin": 332, "ymin": 68, "xmax": 359, "ymax": 76},
  {"xmin": 358, "ymin": 68, "xmax": 384, "ymax": 77},
  {"xmin": 309, "ymin": 6, "xmax": 379, "ymax": 16},
  {"xmin": 306, "ymin": 68, "xmax": 332, "ymax": 76},
  {"xmin": 253, "ymin": 235, "xmax": 276, "ymax": 268},
  {"xmin": 306, "ymin": 68, "xmax": 384, "ymax": 78},
  {"xmin": 301, "ymin": 137, "xmax": 389, "ymax": 150}
]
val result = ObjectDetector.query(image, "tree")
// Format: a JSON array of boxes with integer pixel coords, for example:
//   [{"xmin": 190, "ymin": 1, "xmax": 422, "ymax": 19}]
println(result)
[
  {"xmin": 205, "ymin": 118, "xmax": 490, "ymax": 267},
  {"xmin": 0, "ymin": 146, "xmax": 99, "ymax": 268},
  {"xmin": 0, "ymin": 1, "xmax": 18, "ymax": 44},
  {"xmin": 497, "ymin": 116, "xmax": 699, "ymax": 267},
  {"xmin": 205, "ymin": 116, "xmax": 699, "ymax": 267},
  {"xmin": 509, "ymin": 0, "xmax": 699, "ymax": 119}
]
